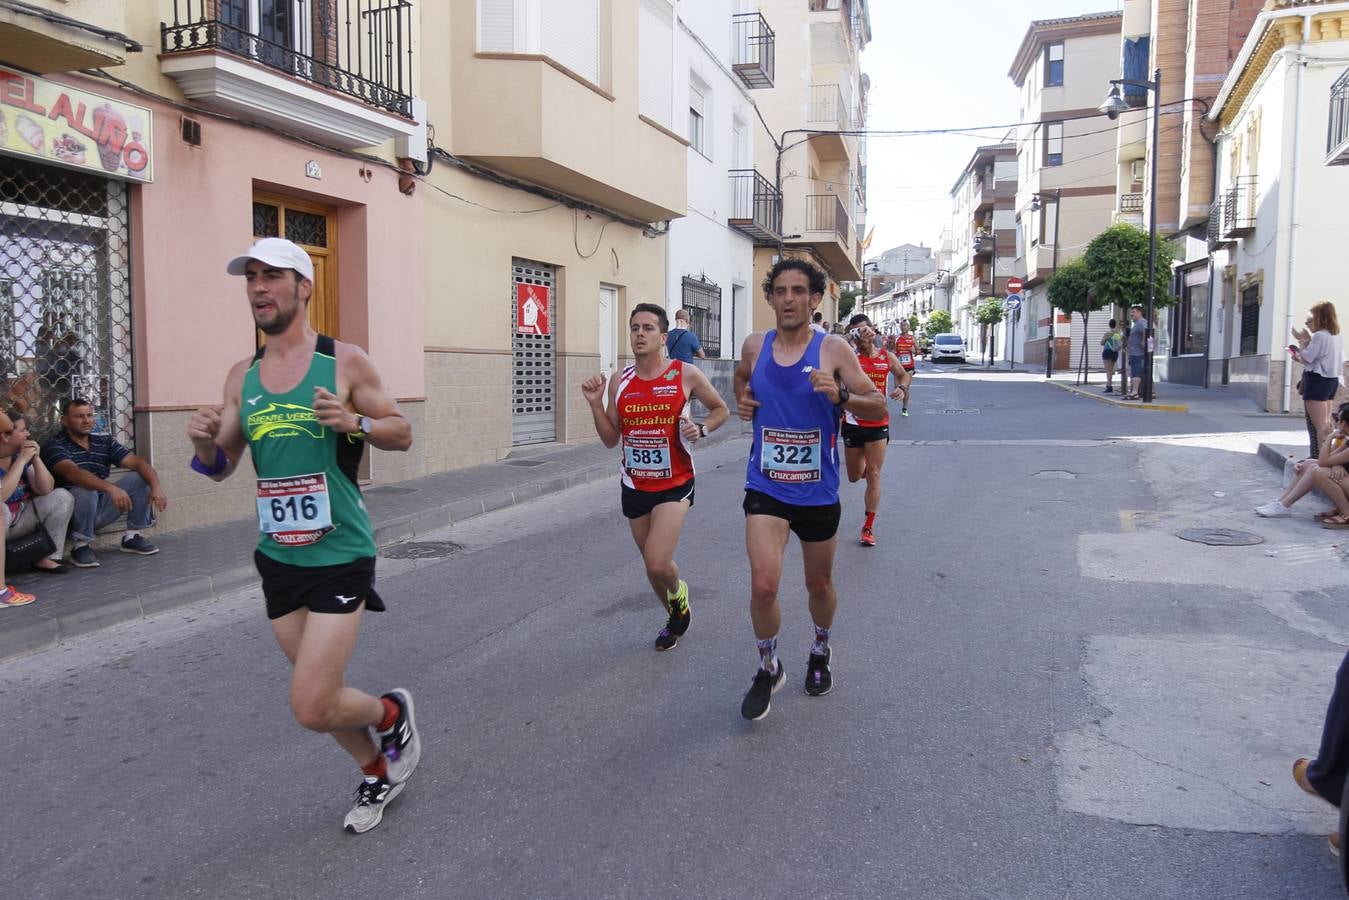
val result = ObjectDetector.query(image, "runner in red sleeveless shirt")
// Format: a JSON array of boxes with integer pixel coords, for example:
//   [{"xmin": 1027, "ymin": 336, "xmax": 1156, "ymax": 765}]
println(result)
[
  {"xmin": 893, "ymin": 319, "xmax": 918, "ymax": 416},
  {"xmin": 843, "ymin": 314, "xmax": 908, "ymax": 547},
  {"xmin": 582, "ymin": 303, "xmax": 728, "ymax": 651}
]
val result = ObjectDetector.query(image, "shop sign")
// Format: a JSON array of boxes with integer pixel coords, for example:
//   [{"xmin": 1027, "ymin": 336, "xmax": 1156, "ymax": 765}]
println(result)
[
  {"xmin": 0, "ymin": 66, "xmax": 153, "ymax": 182},
  {"xmin": 516, "ymin": 284, "xmax": 550, "ymax": 336}
]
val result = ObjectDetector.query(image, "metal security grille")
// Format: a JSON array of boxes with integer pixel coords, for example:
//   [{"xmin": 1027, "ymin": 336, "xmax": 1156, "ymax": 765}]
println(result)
[
  {"xmin": 1239, "ymin": 284, "xmax": 1260, "ymax": 357},
  {"xmin": 0, "ymin": 158, "xmax": 134, "ymax": 445},
  {"xmin": 681, "ymin": 276, "xmax": 721, "ymax": 358},
  {"xmin": 512, "ymin": 259, "xmax": 555, "ymax": 445}
]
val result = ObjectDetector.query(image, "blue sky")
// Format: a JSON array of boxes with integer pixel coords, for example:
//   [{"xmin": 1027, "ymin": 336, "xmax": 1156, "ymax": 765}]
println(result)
[{"xmin": 861, "ymin": 0, "xmax": 1123, "ymax": 259}]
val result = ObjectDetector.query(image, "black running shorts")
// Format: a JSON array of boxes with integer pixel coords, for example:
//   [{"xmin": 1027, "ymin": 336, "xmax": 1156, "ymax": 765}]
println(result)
[
  {"xmin": 841, "ymin": 423, "xmax": 890, "ymax": 448},
  {"xmin": 254, "ymin": 550, "xmax": 386, "ymax": 620},
  {"xmin": 742, "ymin": 489, "xmax": 841, "ymax": 543},
  {"xmin": 621, "ymin": 478, "xmax": 695, "ymax": 519}
]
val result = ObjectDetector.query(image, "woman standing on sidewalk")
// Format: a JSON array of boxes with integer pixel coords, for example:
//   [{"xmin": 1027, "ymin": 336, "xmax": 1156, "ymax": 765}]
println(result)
[
  {"xmin": 1100, "ymin": 319, "xmax": 1122, "ymax": 394},
  {"xmin": 1292, "ymin": 302, "xmax": 1343, "ymax": 457}
]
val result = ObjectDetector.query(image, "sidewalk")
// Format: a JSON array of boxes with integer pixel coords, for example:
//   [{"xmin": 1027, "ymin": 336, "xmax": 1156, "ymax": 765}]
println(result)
[{"xmin": 0, "ymin": 427, "xmax": 745, "ymax": 661}]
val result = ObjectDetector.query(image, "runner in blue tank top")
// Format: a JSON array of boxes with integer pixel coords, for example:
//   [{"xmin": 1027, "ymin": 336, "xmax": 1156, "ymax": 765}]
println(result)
[{"xmin": 732, "ymin": 259, "xmax": 887, "ymax": 721}]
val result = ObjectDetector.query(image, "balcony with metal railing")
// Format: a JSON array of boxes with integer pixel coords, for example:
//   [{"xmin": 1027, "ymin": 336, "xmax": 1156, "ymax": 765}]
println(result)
[
  {"xmin": 732, "ymin": 11, "xmax": 774, "ymax": 90},
  {"xmin": 160, "ymin": 0, "xmax": 419, "ymax": 149},
  {"xmin": 806, "ymin": 193, "xmax": 848, "ymax": 242},
  {"xmin": 788, "ymin": 190, "xmax": 858, "ymax": 280},
  {"xmin": 728, "ymin": 170, "xmax": 782, "ymax": 243},
  {"xmin": 1329, "ymin": 68, "xmax": 1349, "ymax": 165},
  {"xmin": 1221, "ymin": 176, "xmax": 1257, "ymax": 238},
  {"xmin": 808, "ymin": 82, "xmax": 851, "ymax": 161},
  {"xmin": 1116, "ymin": 191, "xmax": 1144, "ymax": 226}
]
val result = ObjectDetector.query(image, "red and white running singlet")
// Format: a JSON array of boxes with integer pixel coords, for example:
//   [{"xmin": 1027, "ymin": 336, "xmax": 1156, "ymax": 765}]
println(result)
[
  {"xmin": 894, "ymin": 333, "xmax": 916, "ymax": 371},
  {"xmin": 846, "ymin": 351, "xmax": 890, "ymax": 428},
  {"xmin": 616, "ymin": 361, "xmax": 694, "ymax": 491}
]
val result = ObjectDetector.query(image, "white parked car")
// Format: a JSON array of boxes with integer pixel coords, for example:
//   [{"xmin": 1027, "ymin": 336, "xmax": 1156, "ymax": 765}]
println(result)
[{"xmin": 930, "ymin": 333, "xmax": 966, "ymax": 364}]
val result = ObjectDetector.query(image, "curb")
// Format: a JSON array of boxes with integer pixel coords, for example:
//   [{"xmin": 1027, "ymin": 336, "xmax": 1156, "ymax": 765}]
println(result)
[
  {"xmin": 1045, "ymin": 379, "xmax": 1189, "ymax": 413},
  {"xmin": 0, "ymin": 428, "xmax": 749, "ymax": 662},
  {"xmin": 1254, "ymin": 441, "xmax": 1336, "ymax": 506}
]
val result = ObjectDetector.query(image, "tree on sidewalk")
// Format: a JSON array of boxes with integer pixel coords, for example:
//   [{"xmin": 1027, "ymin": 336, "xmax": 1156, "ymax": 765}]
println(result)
[
  {"xmin": 839, "ymin": 283, "xmax": 865, "ymax": 321},
  {"xmin": 922, "ymin": 310, "xmax": 953, "ymax": 340},
  {"xmin": 1082, "ymin": 223, "xmax": 1178, "ymax": 323},
  {"xmin": 975, "ymin": 298, "xmax": 1005, "ymax": 365},
  {"xmin": 1047, "ymin": 257, "xmax": 1103, "ymax": 385}
]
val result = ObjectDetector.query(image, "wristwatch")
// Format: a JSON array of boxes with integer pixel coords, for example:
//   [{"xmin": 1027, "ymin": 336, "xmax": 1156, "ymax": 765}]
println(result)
[
  {"xmin": 355, "ymin": 415, "xmax": 373, "ymax": 437},
  {"xmin": 836, "ymin": 384, "xmax": 850, "ymax": 408},
  {"xmin": 697, "ymin": 422, "xmax": 707, "ymax": 438}
]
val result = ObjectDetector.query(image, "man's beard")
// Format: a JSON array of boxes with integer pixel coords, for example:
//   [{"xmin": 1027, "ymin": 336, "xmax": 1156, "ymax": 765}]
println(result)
[{"xmin": 256, "ymin": 296, "xmax": 302, "ymax": 336}]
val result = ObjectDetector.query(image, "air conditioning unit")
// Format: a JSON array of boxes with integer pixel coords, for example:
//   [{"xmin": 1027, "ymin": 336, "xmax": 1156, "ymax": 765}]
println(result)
[{"xmin": 1130, "ymin": 159, "xmax": 1145, "ymax": 182}]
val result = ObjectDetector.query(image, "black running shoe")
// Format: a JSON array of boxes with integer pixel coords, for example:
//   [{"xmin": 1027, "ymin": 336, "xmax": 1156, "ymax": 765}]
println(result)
[
  {"xmin": 740, "ymin": 661, "xmax": 786, "ymax": 721},
  {"xmin": 805, "ymin": 647, "xmax": 833, "ymax": 696},
  {"xmin": 654, "ymin": 607, "xmax": 691, "ymax": 651},
  {"xmin": 378, "ymin": 688, "xmax": 421, "ymax": 785},
  {"xmin": 343, "ymin": 775, "xmax": 404, "ymax": 834}
]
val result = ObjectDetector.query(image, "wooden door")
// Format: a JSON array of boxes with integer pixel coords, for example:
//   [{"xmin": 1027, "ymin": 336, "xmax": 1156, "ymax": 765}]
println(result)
[{"xmin": 252, "ymin": 193, "xmax": 338, "ymax": 338}]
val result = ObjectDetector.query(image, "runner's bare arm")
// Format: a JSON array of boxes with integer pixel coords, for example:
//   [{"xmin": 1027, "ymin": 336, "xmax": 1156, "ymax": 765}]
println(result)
[
  {"xmin": 681, "ymin": 365, "xmax": 730, "ymax": 440},
  {"xmin": 331, "ymin": 343, "xmax": 412, "ymax": 452},
  {"xmin": 582, "ymin": 371, "xmax": 621, "ymax": 448},
  {"xmin": 885, "ymin": 352, "xmax": 910, "ymax": 398},
  {"xmin": 819, "ymin": 335, "xmax": 888, "ymax": 421},
  {"xmin": 733, "ymin": 332, "xmax": 764, "ymax": 422},
  {"xmin": 186, "ymin": 358, "xmax": 250, "ymax": 482}
]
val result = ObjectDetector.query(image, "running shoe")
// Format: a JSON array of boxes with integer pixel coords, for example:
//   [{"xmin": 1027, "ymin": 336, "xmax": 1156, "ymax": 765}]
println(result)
[
  {"xmin": 654, "ymin": 607, "xmax": 691, "ymax": 651},
  {"xmin": 859, "ymin": 527, "xmax": 876, "ymax": 547},
  {"xmin": 1253, "ymin": 501, "xmax": 1291, "ymax": 518},
  {"xmin": 740, "ymin": 661, "xmax": 785, "ymax": 721},
  {"xmin": 805, "ymin": 646, "xmax": 833, "ymax": 696},
  {"xmin": 0, "ymin": 586, "xmax": 35, "ymax": 607},
  {"xmin": 343, "ymin": 775, "xmax": 404, "ymax": 834},
  {"xmin": 901, "ymin": 409, "xmax": 910, "ymax": 417},
  {"xmin": 378, "ymin": 688, "xmax": 422, "ymax": 785}
]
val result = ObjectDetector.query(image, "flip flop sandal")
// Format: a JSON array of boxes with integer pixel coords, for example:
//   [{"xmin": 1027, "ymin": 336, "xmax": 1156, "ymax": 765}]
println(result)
[
  {"xmin": 1315, "ymin": 511, "xmax": 1337, "ymax": 521},
  {"xmin": 1322, "ymin": 516, "xmax": 1349, "ymax": 529}
]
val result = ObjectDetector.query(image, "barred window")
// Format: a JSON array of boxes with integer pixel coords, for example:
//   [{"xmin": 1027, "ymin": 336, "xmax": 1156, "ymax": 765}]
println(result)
[
  {"xmin": 0, "ymin": 158, "xmax": 134, "ymax": 445},
  {"xmin": 1239, "ymin": 284, "xmax": 1260, "ymax": 357},
  {"xmin": 681, "ymin": 276, "xmax": 721, "ymax": 358}
]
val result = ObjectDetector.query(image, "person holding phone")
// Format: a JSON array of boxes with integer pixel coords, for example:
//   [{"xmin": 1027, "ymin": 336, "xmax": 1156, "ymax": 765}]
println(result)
[{"xmin": 1292, "ymin": 302, "xmax": 1344, "ymax": 457}]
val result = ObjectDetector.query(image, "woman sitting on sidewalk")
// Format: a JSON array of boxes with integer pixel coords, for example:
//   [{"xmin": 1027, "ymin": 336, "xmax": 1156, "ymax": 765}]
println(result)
[
  {"xmin": 0, "ymin": 410, "xmax": 74, "ymax": 581},
  {"xmin": 1254, "ymin": 404, "xmax": 1349, "ymax": 519}
]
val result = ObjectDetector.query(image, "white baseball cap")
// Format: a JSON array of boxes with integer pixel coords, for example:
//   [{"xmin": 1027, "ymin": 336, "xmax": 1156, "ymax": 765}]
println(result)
[{"xmin": 226, "ymin": 237, "xmax": 314, "ymax": 282}]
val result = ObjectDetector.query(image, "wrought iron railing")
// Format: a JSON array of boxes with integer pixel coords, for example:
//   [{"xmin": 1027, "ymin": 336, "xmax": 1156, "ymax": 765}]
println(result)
[
  {"xmin": 1206, "ymin": 198, "xmax": 1225, "ymax": 249},
  {"xmin": 732, "ymin": 11, "xmax": 774, "ymax": 89},
  {"xmin": 1222, "ymin": 175, "xmax": 1257, "ymax": 236},
  {"xmin": 809, "ymin": 83, "xmax": 850, "ymax": 131},
  {"xmin": 1120, "ymin": 192, "xmax": 1144, "ymax": 212},
  {"xmin": 728, "ymin": 169, "xmax": 782, "ymax": 242},
  {"xmin": 161, "ymin": 0, "xmax": 415, "ymax": 118},
  {"xmin": 1329, "ymin": 68, "xmax": 1349, "ymax": 160},
  {"xmin": 806, "ymin": 193, "xmax": 848, "ymax": 243}
]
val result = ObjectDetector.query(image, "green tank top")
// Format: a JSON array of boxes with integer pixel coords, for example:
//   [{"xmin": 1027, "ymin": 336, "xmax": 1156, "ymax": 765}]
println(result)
[{"xmin": 241, "ymin": 335, "xmax": 375, "ymax": 566}]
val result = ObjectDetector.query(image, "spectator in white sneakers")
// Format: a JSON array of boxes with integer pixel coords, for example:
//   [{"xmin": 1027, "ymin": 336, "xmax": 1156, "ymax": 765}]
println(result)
[{"xmin": 1256, "ymin": 403, "xmax": 1349, "ymax": 520}]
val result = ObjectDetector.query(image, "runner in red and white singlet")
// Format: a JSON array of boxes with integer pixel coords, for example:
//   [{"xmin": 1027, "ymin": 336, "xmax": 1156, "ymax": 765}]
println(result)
[
  {"xmin": 582, "ymin": 303, "xmax": 728, "ymax": 651},
  {"xmin": 615, "ymin": 361, "xmax": 696, "ymax": 493},
  {"xmin": 842, "ymin": 314, "xmax": 908, "ymax": 547},
  {"xmin": 893, "ymin": 320, "xmax": 917, "ymax": 416}
]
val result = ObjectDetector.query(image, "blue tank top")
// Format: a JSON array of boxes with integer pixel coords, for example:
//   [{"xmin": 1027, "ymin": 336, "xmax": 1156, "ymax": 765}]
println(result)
[{"xmin": 745, "ymin": 330, "xmax": 841, "ymax": 505}]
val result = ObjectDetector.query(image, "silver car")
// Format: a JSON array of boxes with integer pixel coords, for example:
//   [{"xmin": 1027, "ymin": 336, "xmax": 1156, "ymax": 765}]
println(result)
[{"xmin": 931, "ymin": 333, "xmax": 966, "ymax": 363}]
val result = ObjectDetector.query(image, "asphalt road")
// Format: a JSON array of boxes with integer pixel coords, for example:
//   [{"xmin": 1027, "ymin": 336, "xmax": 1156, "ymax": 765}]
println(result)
[{"xmin": 4, "ymin": 368, "xmax": 1345, "ymax": 899}]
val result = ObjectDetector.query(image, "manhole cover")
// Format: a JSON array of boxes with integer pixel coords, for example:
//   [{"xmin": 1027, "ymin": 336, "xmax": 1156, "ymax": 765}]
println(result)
[
  {"xmin": 1033, "ymin": 470, "xmax": 1077, "ymax": 479},
  {"xmin": 381, "ymin": 541, "xmax": 464, "ymax": 559},
  {"xmin": 503, "ymin": 458, "xmax": 548, "ymax": 467},
  {"xmin": 940, "ymin": 408, "xmax": 982, "ymax": 415},
  {"xmin": 1176, "ymin": 528, "xmax": 1264, "ymax": 547}
]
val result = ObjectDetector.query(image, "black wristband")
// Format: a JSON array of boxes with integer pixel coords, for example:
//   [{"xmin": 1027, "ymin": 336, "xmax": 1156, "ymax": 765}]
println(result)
[{"xmin": 836, "ymin": 384, "xmax": 850, "ymax": 408}]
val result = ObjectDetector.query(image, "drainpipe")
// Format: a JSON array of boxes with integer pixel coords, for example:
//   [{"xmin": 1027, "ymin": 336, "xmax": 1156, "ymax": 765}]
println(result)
[{"xmin": 1282, "ymin": 13, "xmax": 1311, "ymax": 412}]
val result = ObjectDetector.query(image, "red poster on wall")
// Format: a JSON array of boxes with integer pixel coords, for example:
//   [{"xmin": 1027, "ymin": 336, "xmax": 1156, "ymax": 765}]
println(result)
[{"xmin": 516, "ymin": 283, "xmax": 550, "ymax": 336}]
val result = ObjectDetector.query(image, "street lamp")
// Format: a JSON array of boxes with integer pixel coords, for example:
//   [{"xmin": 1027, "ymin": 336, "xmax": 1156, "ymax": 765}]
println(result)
[
  {"xmin": 1099, "ymin": 67, "xmax": 1162, "ymax": 403},
  {"xmin": 1030, "ymin": 189, "xmax": 1062, "ymax": 378}
]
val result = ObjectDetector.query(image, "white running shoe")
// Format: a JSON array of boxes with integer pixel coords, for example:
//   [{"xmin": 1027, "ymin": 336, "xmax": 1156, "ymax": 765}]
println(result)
[
  {"xmin": 378, "ymin": 688, "xmax": 422, "ymax": 785},
  {"xmin": 1254, "ymin": 501, "xmax": 1291, "ymax": 517},
  {"xmin": 343, "ymin": 776, "xmax": 404, "ymax": 834}
]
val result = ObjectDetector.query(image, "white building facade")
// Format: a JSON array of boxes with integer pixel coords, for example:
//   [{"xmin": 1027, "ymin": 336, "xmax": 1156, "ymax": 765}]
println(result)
[{"xmin": 664, "ymin": 0, "xmax": 759, "ymax": 360}]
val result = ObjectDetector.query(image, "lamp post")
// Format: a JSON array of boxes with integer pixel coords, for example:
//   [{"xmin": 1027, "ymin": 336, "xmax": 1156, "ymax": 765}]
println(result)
[
  {"xmin": 1099, "ymin": 68, "xmax": 1162, "ymax": 403},
  {"xmin": 1031, "ymin": 189, "xmax": 1062, "ymax": 378}
]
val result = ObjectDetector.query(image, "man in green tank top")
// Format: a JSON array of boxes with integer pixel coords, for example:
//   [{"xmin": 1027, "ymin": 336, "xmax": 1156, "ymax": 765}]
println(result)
[{"xmin": 186, "ymin": 238, "xmax": 421, "ymax": 834}]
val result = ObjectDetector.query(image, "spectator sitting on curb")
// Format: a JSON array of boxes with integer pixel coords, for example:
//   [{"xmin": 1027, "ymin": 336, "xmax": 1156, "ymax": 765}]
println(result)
[
  {"xmin": 0, "ymin": 409, "xmax": 73, "ymax": 576},
  {"xmin": 1314, "ymin": 411, "xmax": 1349, "ymax": 529},
  {"xmin": 40, "ymin": 398, "xmax": 166, "ymax": 567},
  {"xmin": 1255, "ymin": 403, "xmax": 1349, "ymax": 519},
  {"xmin": 0, "ymin": 409, "xmax": 35, "ymax": 606}
]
